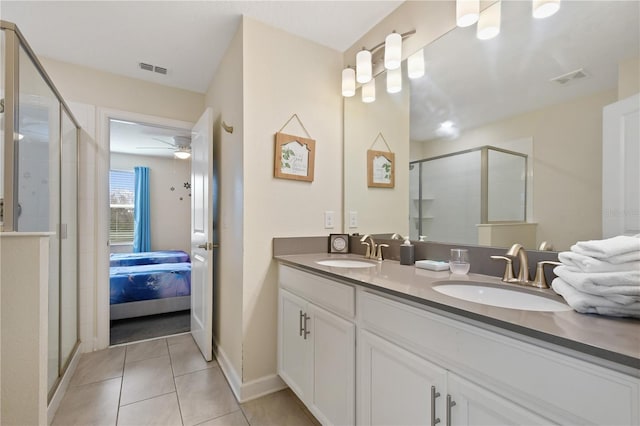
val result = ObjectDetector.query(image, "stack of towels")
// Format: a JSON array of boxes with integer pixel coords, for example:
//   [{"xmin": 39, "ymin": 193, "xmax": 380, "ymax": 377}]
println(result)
[{"xmin": 552, "ymin": 234, "xmax": 640, "ymax": 318}]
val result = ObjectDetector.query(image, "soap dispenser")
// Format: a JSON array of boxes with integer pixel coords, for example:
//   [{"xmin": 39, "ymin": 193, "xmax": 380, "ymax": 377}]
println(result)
[{"xmin": 400, "ymin": 238, "xmax": 415, "ymax": 265}]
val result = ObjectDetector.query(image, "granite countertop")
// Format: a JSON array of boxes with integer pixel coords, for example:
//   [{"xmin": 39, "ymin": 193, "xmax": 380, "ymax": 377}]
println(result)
[{"xmin": 275, "ymin": 253, "xmax": 640, "ymax": 373}]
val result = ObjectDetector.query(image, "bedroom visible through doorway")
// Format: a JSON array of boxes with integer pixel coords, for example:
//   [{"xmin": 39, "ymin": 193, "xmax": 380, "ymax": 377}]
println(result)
[{"xmin": 109, "ymin": 118, "xmax": 193, "ymax": 345}]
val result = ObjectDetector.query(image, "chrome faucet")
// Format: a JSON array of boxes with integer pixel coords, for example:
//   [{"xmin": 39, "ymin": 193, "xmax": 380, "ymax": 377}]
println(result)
[
  {"xmin": 507, "ymin": 243, "xmax": 530, "ymax": 284},
  {"xmin": 360, "ymin": 234, "xmax": 377, "ymax": 259},
  {"xmin": 390, "ymin": 233, "xmax": 404, "ymax": 240}
]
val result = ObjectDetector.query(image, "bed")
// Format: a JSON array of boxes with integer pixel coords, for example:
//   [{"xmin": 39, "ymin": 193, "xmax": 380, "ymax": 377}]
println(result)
[{"xmin": 109, "ymin": 250, "xmax": 191, "ymax": 320}]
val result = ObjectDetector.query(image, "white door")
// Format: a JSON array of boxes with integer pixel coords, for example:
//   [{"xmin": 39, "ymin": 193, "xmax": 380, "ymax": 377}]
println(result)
[
  {"xmin": 190, "ymin": 108, "xmax": 214, "ymax": 360},
  {"xmin": 357, "ymin": 329, "xmax": 447, "ymax": 426},
  {"xmin": 278, "ymin": 289, "xmax": 313, "ymax": 401},
  {"xmin": 310, "ymin": 303, "xmax": 355, "ymax": 426},
  {"xmin": 603, "ymin": 93, "xmax": 640, "ymax": 238},
  {"xmin": 447, "ymin": 374, "xmax": 552, "ymax": 426}
]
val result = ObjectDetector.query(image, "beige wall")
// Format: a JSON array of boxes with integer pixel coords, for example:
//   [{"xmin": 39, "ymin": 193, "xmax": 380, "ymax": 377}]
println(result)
[
  {"xmin": 242, "ymin": 17, "xmax": 343, "ymax": 382},
  {"xmin": 618, "ymin": 56, "xmax": 640, "ymax": 100},
  {"xmin": 204, "ymin": 22, "xmax": 245, "ymax": 381},
  {"xmin": 110, "ymin": 153, "xmax": 191, "ymax": 254},
  {"xmin": 40, "ymin": 58, "xmax": 204, "ymax": 123},
  {"xmin": 416, "ymin": 89, "xmax": 617, "ymax": 250},
  {"xmin": 344, "ymin": 77, "xmax": 410, "ymax": 235}
]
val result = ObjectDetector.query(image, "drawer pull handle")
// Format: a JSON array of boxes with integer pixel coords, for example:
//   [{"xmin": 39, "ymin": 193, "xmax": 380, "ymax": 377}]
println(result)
[
  {"xmin": 303, "ymin": 313, "xmax": 311, "ymax": 339},
  {"xmin": 446, "ymin": 394, "xmax": 456, "ymax": 426},
  {"xmin": 431, "ymin": 386, "xmax": 441, "ymax": 425}
]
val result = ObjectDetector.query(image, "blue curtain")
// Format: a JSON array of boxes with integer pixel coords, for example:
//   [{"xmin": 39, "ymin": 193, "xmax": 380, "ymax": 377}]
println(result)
[{"xmin": 133, "ymin": 166, "xmax": 151, "ymax": 252}]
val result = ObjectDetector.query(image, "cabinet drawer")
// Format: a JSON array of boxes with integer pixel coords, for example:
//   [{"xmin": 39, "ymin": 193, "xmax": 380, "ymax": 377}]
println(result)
[
  {"xmin": 279, "ymin": 265, "xmax": 355, "ymax": 319},
  {"xmin": 360, "ymin": 290, "xmax": 640, "ymax": 425}
]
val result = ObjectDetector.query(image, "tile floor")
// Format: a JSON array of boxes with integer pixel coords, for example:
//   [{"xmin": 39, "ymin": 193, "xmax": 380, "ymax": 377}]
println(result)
[{"xmin": 52, "ymin": 333, "xmax": 319, "ymax": 426}]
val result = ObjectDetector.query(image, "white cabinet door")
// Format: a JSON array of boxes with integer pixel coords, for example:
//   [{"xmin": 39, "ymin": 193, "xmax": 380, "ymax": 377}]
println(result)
[
  {"xmin": 358, "ymin": 330, "xmax": 447, "ymax": 426},
  {"xmin": 447, "ymin": 374, "xmax": 553, "ymax": 426},
  {"xmin": 278, "ymin": 289, "xmax": 312, "ymax": 401},
  {"xmin": 310, "ymin": 303, "xmax": 355, "ymax": 426}
]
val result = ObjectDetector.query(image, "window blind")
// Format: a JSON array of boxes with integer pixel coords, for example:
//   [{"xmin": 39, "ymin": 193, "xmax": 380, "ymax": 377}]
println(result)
[{"xmin": 109, "ymin": 170, "xmax": 135, "ymax": 243}]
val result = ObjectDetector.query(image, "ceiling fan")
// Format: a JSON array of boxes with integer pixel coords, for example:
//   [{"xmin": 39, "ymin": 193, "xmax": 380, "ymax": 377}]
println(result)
[{"xmin": 136, "ymin": 135, "xmax": 192, "ymax": 159}]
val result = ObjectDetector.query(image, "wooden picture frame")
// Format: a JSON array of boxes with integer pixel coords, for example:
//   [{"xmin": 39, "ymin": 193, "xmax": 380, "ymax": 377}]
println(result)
[
  {"xmin": 274, "ymin": 132, "xmax": 316, "ymax": 182},
  {"xmin": 367, "ymin": 149, "xmax": 395, "ymax": 188}
]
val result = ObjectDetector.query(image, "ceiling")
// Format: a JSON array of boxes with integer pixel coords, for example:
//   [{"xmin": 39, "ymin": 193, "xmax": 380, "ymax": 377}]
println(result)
[{"xmin": 1, "ymin": 1, "xmax": 402, "ymax": 94}]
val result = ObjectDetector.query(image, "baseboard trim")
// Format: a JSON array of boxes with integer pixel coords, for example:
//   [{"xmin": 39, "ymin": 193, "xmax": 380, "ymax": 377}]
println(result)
[
  {"xmin": 213, "ymin": 339, "xmax": 287, "ymax": 403},
  {"xmin": 47, "ymin": 344, "xmax": 82, "ymax": 425}
]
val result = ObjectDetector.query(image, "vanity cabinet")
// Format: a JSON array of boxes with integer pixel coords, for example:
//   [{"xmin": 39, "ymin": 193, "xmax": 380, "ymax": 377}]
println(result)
[{"xmin": 278, "ymin": 265, "xmax": 355, "ymax": 426}]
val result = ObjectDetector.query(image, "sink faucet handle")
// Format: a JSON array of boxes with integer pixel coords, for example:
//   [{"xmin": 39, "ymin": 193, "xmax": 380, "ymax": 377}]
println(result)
[
  {"xmin": 491, "ymin": 255, "xmax": 516, "ymax": 282},
  {"xmin": 376, "ymin": 244, "xmax": 389, "ymax": 262},
  {"xmin": 361, "ymin": 241, "xmax": 372, "ymax": 259},
  {"xmin": 532, "ymin": 261, "xmax": 562, "ymax": 289}
]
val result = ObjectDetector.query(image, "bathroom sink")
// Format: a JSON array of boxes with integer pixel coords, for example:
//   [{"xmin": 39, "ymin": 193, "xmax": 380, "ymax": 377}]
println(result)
[
  {"xmin": 315, "ymin": 259, "xmax": 377, "ymax": 268},
  {"xmin": 432, "ymin": 281, "xmax": 572, "ymax": 312}
]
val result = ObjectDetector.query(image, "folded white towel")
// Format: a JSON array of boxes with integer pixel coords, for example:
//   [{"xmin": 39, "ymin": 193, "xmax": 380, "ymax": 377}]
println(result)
[
  {"xmin": 552, "ymin": 278, "xmax": 640, "ymax": 318},
  {"xmin": 554, "ymin": 265, "xmax": 640, "ymax": 287},
  {"xmin": 571, "ymin": 235, "xmax": 640, "ymax": 261},
  {"xmin": 558, "ymin": 251, "xmax": 640, "ymax": 273},
  {"xmin": 553, "ymin": 266, "xmax": 640, "ymax": 304}
]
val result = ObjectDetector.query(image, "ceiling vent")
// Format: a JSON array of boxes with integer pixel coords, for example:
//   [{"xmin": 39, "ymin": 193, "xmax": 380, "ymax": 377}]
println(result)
[
  {"xmin": 139, "ymin": 62, "xmax": 168, "ymax": 75},
  {"xmin": 550, "ymin": 68, "xmax": 589, "ymax": 86}
]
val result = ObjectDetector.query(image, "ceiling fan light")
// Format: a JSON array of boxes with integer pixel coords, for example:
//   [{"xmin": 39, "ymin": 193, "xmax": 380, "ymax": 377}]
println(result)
[
  {"xmin": 408, "ymin": 49, "xmax": 425, "ymax": 79},
  {"xmin": 174, "ymin": 148, "xmax": 191, "ymax": 159},
  {"xmin": 532, "ymin": 0, "xmax": 560, "ymax": 19},
  {"xmin": 456, "ymin": 0, "xmax": 479, "ymax": 27},
  {"xmin": 356, "ymin": 49, "xmax": 372, "ymax": 84},
  {"xmin": 384, "ymin": 32, "xmax": 402, "ymax": 70},
  {"xmin": 477, "ymin": 1, "xmax": 501, "ymax": 40}
]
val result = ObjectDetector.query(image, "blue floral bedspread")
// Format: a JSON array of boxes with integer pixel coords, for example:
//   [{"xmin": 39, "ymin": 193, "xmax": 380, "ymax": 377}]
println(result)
[
  {"xmin": 109, "ymin": 250, "xmax": 190, "ymax": 267},
  {"xmin": 110, "ymin": 262, "xmax": 191, "ymax": 305}
]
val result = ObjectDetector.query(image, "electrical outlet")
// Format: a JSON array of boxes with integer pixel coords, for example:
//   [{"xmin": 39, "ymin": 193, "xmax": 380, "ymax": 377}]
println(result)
[
  {"xmin": 349, "ymin": 211, "xmax": 358, "ymax": 228},
  {"xmin": 324, "ymin": 211, "xmax": 335, "ymax": 229}
]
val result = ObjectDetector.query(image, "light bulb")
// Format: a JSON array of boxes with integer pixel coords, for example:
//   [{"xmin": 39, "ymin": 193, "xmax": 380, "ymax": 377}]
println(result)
[
  {"xmin": 477, "ymin": 1, "xmax": 501, "ymax": 40},
  {"xmin": 408, "ymin": 49, "xmax": 425, "ymax": 79},
  {"xmin": 342, "ymin": 67, "xmax": 356, "ymax": 97},
  {"xmin": 362, "ymin": 79, "xmax": 376, "ymax": 103},
  {"xmin": 532, "ymin": 0, "xmax": 560, "ymax": 19},
  {"xmin": 457, "ymin": 0, "xmax": 479, "ymax": 27},
  {"xmin": 387, "ymin": 67, "xmax": 402, "ymax": 93},
  {"xmin": 384, "ymin": 32, "xmax": 402, "ymax": 70},
  {"xmin": 356, "ymin": 49, "xmax": 372, "ymax": 84}
]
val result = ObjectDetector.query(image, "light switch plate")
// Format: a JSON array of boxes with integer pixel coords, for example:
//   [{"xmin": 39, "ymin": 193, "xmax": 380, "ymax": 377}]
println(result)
[
  {"xmin": 349, "ymin": 211, "xmax": 358, "ymax": 228},
  {"xmin": 324, "ymin": 211, "xmax": 335, "ymax": 229}
]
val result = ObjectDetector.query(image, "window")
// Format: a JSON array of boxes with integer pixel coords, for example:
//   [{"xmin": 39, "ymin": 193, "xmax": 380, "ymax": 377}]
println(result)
[{"xmin": 109, "ymin": 170, "xmax": 135, "ymax": 243}]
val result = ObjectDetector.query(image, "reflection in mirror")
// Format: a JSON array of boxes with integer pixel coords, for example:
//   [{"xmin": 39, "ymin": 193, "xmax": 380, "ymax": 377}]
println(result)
[{"xmin": 344, "ymin": 1, "xmax": 640, "ymax": 250}]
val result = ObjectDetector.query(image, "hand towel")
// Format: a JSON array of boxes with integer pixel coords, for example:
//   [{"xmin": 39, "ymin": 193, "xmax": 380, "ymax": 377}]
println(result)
[
  {"xmin": 571, "ymin": 235, "xmax": 640, "ymax": 261},
  {"xmin": 552, "ymin": 278, "xmax": 640, "ymax": 318},
  {"xmin": 558, "ymin": 251, "xmax": 640, "ymax": 273}
]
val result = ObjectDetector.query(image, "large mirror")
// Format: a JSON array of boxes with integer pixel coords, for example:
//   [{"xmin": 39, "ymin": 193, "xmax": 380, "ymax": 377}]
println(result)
[{"xmin": 344, "ymin": 1, "xmax": 639, "ymax": 250}]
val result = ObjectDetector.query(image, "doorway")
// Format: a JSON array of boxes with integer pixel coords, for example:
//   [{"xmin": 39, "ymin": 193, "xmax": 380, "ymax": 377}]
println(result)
[{"xmin": 108, "ymin": 118, "xmax": 193, "ymax": 345}]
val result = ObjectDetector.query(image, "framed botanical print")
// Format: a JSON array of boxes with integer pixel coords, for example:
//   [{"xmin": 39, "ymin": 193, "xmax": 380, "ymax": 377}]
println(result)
[
  {"xmin": 367, "ymin": 149, "xmax": 395, "ymax": 188},
  {"xmin": 274, "ymin": 132, "xmax": 316, "ymax": 182}
]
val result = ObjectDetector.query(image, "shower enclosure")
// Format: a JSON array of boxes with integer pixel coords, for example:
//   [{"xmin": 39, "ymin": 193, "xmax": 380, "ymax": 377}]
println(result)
[
  {"xmin": 1, "ymin": 19, "xmax": 80, "ymax": 411},
  {"xmin": 410, "ymin": 146, "xmax": 530, "ymax": 246}
]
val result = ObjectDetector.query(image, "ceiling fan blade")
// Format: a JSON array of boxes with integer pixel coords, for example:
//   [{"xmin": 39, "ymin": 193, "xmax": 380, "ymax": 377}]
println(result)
[
  {"xmin": 152, "ymin": 137, "xmax": 176, "ymax": 147},
  {"xmin": 136, "ymin": 146, "xmax": 173, "ymax": 150}
]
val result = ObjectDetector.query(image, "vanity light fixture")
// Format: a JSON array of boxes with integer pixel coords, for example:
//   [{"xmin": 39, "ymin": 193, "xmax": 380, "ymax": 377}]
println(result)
[
  {"xmin": 384, "ymin": 32, "xmax": 402, "ymax": 70},
  {"xmin": 362, "ymin": 79, "xmax": 376, "ymax": 103},
  {"xmin": 477, "ymin": 1, "xmax": 501, "ymax": 40},
  {"xmin": 407, "ymin": 49, "xmax": 425, "ymax": 79},
  {"xmin": 456, "ymin": 0, "xmax": 480, "ymax": 27},
  {"xmin": 342, "ymin": 67, "xmax": 356, "ymax": 97},
  {"xmin": 532, "ymin": 0, "xmax": 561, "ymax": 18},
  {"xmin": 387, "ymin": 67, "xmax": 402, "ymax": 93},
  {"xmin": 356, "ymin": 49, "xmax": 373, "ymax": 84}
]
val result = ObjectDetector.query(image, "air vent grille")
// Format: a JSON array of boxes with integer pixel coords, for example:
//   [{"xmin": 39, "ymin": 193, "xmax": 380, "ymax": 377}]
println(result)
[
  {"xmin": 550, "ymin": 68, "xmax": 589, "ymax": 85},
  {"xmin": 139, "ymin": 62, "xmax": 168, "ymax": 75}
]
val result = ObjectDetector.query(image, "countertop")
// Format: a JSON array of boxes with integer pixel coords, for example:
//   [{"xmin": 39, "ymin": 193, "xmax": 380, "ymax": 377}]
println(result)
[{"xmin": 275, "ymin": 253, "xmax": 640, "ymax": 374}]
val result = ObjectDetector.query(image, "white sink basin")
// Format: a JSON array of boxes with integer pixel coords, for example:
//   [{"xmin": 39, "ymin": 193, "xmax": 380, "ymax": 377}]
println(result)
[
  {"xmin": 433, "ymin": 281, "xmax": 572, "ymax": 312},
  {"xmin": 316, "ymin": 259, "xmax": 377, "ymax": 268}
]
